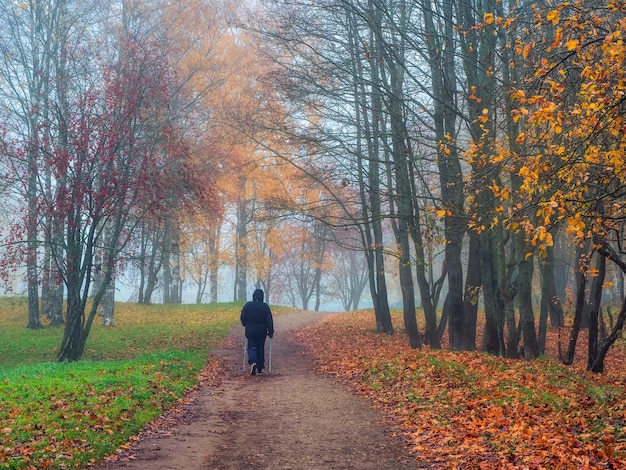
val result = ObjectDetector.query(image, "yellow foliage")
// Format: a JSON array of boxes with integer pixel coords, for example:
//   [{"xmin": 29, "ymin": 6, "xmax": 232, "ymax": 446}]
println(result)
[
  {"xmin": 566, "ymin": 39, "xmax": 579, "ymax": 50},
  {"xmin": 547, "ymin": 10, "xmax": 560, "ymax": 25},
  {"xmin": 496, "ymin": 1, "xmax": 626, "ymax": 263},
  {"xmin": 566, "ymin": 217, "xmax": 586, "ymax": 240},
  {"xmin": 511, "ymin": 89, "xmax": 526, "ymax": 101}
]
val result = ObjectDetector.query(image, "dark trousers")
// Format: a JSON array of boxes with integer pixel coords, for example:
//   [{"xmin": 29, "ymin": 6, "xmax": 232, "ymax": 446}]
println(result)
[{"xmin": 247, "ymin": 336, "xmax": 266, "ymax": 371}]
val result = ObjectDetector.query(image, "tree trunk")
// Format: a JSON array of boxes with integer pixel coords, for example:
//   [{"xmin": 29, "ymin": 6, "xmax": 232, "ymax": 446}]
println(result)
[
  {"xmin": 382, "ymin": 1, "xmax": 420, "ymax": 348},
  {"xmin": 412, "ymin": 224, "xmax": 441, "ymax": 348},
  {"xmin": 407, "ymin": 101, "xmax": 439, "ymax": 347},
  {"xmin": 423, "ymin": 0, "xmax": 467, "ymax": 350},
  {"xmin": 22, "ymin": 1, "xmax": 52, "ymax": 331},
  {"xmin": 235, "ymin": 176, "xmax": 248, "ymax": 302},
  {"xmin": 45, "ymin": 5, "xmax": 68, "ymax": 327},
  {"xmin": 26, "ymin": 144, "xmax": 42, "ymax": 330},
  {"xmin": 102, "ymin": 275, "xmax": 115, "ymax": 326},
  {"xmin": 591, "ymin": 294, "xmax": 626, "ymax": 373},
  {"xmin": 480, "ymin": 232, "xmax": 504, "ymax": 355},
  {"xmin": 587, "ymin": 253, "xmax": 605, "ymax": 371},
  {"xmin": 367, "ymin": 108, "xmax": 392, "ymax": 332},
  {"xmin": 519, "ymin": 254, "xmax": 540, "ymax": 358},
  {"xmin": 58, "ymin": 233, "xmax": 88, "ymax": 361},
  {"xmin": 42, "ymin": 206, "xmax": 53, "ymax": 321},
  {"xmin": 461, "ymin": 232, "xmax": 480, "ymax": 350},
  {"xmin": 59, "ymin": 299, "xmax": 84, "ymax": 361},
  {"xmin": 99, "ymin": 223, "xmax": 115, "ymax": 325},
  {"xmin": 539, "ymin": 243, "xmax": 564, "ymax": 353},
  {"xmin": 140, "ymin": 227, "xmax": 162, "ymax": 304},
  {"xmin": 208, "ymin": 218, "xmax": 220, "ymax": 303},
  {"xmin": 137, "ymin": 231, "xmax": 146, "ymax": 304},
  {"xmin": 195, "ymin": 269, "xmax": 208, "ymax": 304},
  {"xmin": 348, "ymin": 4, "xmax": 393, "ymax": 334},
  {"xmin": 554, "ymin": 231, "xmax": 571, "ymax": 302},
  {"xmin": 456, "ymin": 0, "xmax": 502, "ymax": 354},
  {"xmin": 162, "ymin": 226, "xmax": 171, "ymax": 304},
  {"xmin": 91, "ymin": 249, "xmax": 104, "ymax": 304},
  {"xmin": 313, "ymin": 220, "xmax": 326, "ymax": 312},
  {"xmin": 161, "ymin": 221, "xmax": 182, "ymax": 304},
  {"xmin": 548, "ymin": 250, "xmax": 565, "ymax": 328},
  {"xmin": 560, "ymin": 246, "xmax": 590, "ymax": 365},
  {"xmin": 589, "ymin": 235, "xmax": 626, "ymax": 372},
  {"xmin": 314, "ymin": 266, "xmax": 322, "ymax": 312},
  {"xmin": 169, "ymin": 229, "xmax": 182, "ymax": 304},
  {"xmin": 397, "ymin": 217, "xmax": 421, "ymax": 348},
  {"xmin": 41, "ymin": 240, "xmax": 64, "ymax": 326}
]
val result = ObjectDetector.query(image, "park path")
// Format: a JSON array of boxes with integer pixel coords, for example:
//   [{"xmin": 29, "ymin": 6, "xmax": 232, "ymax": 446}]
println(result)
[{"xmin": 95, "ymin": 310, "xmax": 417, "ymax": 469}]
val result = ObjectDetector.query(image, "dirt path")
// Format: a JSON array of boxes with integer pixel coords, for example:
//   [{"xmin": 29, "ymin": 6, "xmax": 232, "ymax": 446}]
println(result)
[{"xmin": 96, "ymin": 310, "xmax": 417, "ymax": 469}]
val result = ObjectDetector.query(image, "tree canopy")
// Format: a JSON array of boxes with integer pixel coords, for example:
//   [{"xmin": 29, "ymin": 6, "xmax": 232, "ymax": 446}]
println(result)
[{"xmin": 0, "ymin": 0, "xmax": 626, "ymax": 369}]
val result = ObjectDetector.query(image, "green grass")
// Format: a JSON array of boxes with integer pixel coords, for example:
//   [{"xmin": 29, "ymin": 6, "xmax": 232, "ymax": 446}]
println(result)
[
  {"xmin": 1, "ymin": 300, "xmax": 246, "ymax": 367},
  {"xmin": 0, "ymin": 299, "xmax": 262, "ymax": 469}
]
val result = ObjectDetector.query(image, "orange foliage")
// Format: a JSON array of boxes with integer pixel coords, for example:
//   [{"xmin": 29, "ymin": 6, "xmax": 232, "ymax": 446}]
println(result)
[{"xmin": 298, "ymin": 311, "xmax": 626, "ymax": 469}]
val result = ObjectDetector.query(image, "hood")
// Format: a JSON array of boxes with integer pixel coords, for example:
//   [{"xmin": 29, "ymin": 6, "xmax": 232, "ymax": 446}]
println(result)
[{"xmin": 252, "ymin": 289, "xmax": 264, "ymax": 302}]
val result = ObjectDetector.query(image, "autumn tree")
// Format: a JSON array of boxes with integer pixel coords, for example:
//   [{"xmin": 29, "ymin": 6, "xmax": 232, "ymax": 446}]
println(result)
[
  {"xmin": 176, "ymin": 138, "xmax": 225, "ymax": 305},
  {"xmin": 253, "ymin": 0, "xmax": 413, "ymax": 333},
  {"xmin": 506, "ymin": 0, "xmax": 626, "ymax": 371},
  {"xmin": 184, "ymin": 13, "xmax": 279, "ymax": 303},
  {"xmin": 246, "ymin": 200, "xmax": 285, "ymax": 305},
  {"xmin": 180, "ymin": 212, "xmax": 222, "ymax": 304},
  {"xmin": 342, "ymin": 2, "xmax": 395, "ymax": 334},
  {"xmin": 371, "ymin": 0, "xmax": 424, "ymax": 348},
  {"xmin": 102, "ymin": 0, "xmax": 235, "ymax": 307},
  {"xmin": 50, "ymin": 5, "xmax": 197, "ymax": 360}
]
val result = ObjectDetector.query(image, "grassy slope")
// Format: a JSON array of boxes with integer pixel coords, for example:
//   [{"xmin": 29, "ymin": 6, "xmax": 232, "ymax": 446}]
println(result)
[{"xmin": 0, "ymin": 300, "xmax": 248, "ymax": 469}]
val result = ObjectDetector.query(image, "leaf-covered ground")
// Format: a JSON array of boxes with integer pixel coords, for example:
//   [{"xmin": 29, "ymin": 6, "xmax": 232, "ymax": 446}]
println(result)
[{"xmin": 297, "ymin": 311, "xmax": 626, "ymax": 469}]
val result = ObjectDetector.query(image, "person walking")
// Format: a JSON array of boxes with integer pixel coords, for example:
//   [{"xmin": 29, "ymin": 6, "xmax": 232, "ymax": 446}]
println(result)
[{"xmin": 240, "ymin": 288, "xmax": 274, "ymax": 375}]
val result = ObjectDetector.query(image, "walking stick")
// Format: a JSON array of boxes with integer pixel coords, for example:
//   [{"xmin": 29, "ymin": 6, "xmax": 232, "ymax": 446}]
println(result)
[
  {"xmin": 243, "ymin": 336, "xmax": 247, "ymax": 372},
  {"xmin": 268, "ymin": 336, "xmax": 272, "ymax": 373}
]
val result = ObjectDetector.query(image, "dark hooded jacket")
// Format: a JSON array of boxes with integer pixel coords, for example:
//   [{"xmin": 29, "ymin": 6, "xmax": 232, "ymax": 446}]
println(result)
[{"xmin": 240, "ymin": 289, "xmax": 274, "ymax": 340}]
